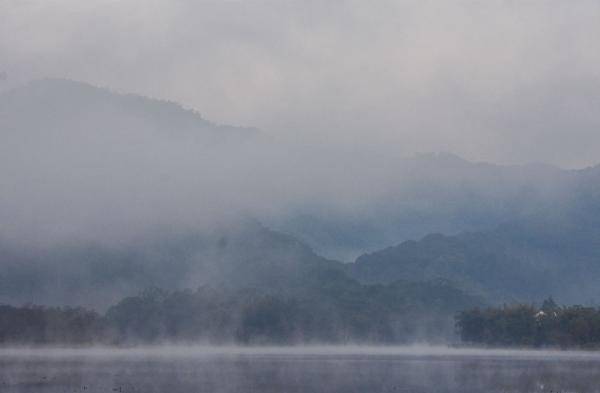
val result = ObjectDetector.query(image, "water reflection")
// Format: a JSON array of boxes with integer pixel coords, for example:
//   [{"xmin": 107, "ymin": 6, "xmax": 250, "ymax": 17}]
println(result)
[{"xmin": 1, "ymin": 348, "xmax": 600, "ymax": 393}]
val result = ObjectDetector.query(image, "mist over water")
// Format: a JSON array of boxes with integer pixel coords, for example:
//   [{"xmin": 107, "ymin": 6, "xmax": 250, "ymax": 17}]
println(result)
[
  {"xmin": 2, "ymin": 1, "xmax": 600, "ymax": 391},
  {"xmin": 2, "ymin": 347, "xmax": 600, "ymax": 393}
]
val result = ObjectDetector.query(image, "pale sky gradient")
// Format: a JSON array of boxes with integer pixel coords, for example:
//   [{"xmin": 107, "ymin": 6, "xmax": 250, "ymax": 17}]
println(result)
[{"xmin": 1, "ymin": 0, "xmax": 600, "ymax": 167}]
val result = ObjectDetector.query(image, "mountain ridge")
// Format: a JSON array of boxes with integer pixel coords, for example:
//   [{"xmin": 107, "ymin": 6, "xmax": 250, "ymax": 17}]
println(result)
[{"xmin": 0, "ymin": 78, "xmax": 259, "ymax": 142}]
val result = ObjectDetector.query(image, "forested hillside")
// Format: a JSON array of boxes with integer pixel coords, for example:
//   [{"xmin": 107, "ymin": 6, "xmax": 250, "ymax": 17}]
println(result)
[
  {"xmin": 0, "ymin": 219, "xmax": 344, "ymax": 308},
  {"xmin": 457, "ymin": 299, "xmax": 600, "ymax": 348},
  {"xmin": 3, "ymin": 78, "xmax": 600, "ymax": 329},
  {"xmin": 350, "ymin": 209, "xmax": 600, "ymax": 304},
  {"xmin": 0, "ymin": 279, "xmax": 481, "ymax": 345}
]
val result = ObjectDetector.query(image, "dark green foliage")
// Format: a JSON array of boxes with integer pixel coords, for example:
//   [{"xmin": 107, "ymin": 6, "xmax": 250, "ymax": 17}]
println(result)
[
  {"xmin": 104, "ymin": 278, "xmax": 480, "ymax": 344},
  {"xmin": 456, "ymin": 299, "xmax": 600, "ymax": 348},
  {"xmin": 0, "ymin": 304, "xmax": 103, "ymax": 345},
  {"xmin": 0, "ymin": 278, "xmax": 481, "ymax": 345},
  {"xmin": 350, "ymin": 219, "xmax": 600, "ymax": 304}
]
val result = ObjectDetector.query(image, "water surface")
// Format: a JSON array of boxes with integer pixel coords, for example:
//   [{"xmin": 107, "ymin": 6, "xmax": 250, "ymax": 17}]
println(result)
[{"xmin": 2, "ymin": 346, "xmax": 600, "ymax": 392}]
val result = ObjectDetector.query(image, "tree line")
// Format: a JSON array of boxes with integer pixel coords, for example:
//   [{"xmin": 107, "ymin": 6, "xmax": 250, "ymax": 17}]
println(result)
[
  {"xmin": 456, "ymin": 298, "xmax": 600, "ymax": 348},
  {"xmin": 0, "ymin": 277, "xmax": 478, "ymax": 345}
]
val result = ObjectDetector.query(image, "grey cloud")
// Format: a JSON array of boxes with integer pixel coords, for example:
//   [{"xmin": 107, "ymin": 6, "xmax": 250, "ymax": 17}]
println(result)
[{"xmin": 1, "ymin": 1, "xmax": 600, "ymax": 167}]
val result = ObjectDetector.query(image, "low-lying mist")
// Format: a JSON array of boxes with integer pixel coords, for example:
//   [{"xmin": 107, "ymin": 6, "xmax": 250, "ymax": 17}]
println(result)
[
  {"xmin": 0, "ymin": 79, "xmax": 578, "ymax": 256},
  {"xmin": 5, "ymin": 345, "xmax": 600, "ymax": 359},
  {"xmin": 4, "ymin": 345, "xmax": 600, "ymax": 393},
  {"xmin": 2, "ymin": 78, "xmax": 599, "ymax": 310}
]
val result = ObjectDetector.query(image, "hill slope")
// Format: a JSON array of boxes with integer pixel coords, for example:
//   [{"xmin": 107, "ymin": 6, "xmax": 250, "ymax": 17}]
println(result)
[
  {"xmin": 0, "ymin": 220, "xmax": 341, "ymax": 308},
  {"xmin": 273, "ymin": 153, "xmax": 574, "ymax": 260},
  {"xmin": 0, "ymin": 78, "xmax": 258, "ymax": 142},
  {"xmin": 350, "ymin": 195, "xmax": 600, "ymax": 304}
]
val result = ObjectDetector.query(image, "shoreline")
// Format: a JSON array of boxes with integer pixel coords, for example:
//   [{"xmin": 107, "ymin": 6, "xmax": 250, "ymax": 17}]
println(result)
[{"xmin": 2, "ymin": 345, "xmax": 600, "ymax": 360}]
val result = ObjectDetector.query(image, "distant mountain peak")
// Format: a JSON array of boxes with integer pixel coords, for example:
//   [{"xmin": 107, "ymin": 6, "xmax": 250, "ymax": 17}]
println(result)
[
  {"xmin": 1, "ymin": 77, "xmax": 259, "ymax": 141},
  {"xmin": 413, "ymin": 152, "xmax": 470, "ymax": 164}
]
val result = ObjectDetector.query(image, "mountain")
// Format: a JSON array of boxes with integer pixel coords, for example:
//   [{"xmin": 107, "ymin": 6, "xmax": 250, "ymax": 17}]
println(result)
[
  {"xmin": 273, "ymin": 153, "xmax": 574, "ymax": 260},
  {"xmin": 349, "ymin": 177, "xmax": 600, "ymax": 304},
  {"xmin": 0, "ymin": 219, "xmax": 342, "ymax": 308},
  {"xmin": 0, "ymin": 78, "xmax": 267, "ymax": 255},
  {"xmin": 2, "ymin": 77, "xmax": 600, "ymax": 309},
  {"xmin": 0, "ymin": 78, "xmax": 258, "ymax": 143},
  {"xmin": 1, "ymin": 78, "xmax": 590, "ymax": 264},
  {"xmin": 0, "ymin": 218, "xmax": 483, "ymax": 343}
]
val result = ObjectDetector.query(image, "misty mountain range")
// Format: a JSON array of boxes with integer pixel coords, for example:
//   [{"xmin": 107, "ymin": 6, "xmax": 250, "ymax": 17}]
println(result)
[{"xmin": 1, "ymin": 79, "xmax": 600, "ymax": 311}]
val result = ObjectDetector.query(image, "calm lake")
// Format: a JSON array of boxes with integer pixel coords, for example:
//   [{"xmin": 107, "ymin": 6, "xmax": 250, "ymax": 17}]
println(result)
[{"xmin": 1, "ymin": 346, "xmax": 600, "ymax": 392}]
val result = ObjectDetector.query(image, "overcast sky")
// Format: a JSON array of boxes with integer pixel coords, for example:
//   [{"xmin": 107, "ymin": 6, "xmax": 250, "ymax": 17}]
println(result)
[{"xmin": 1, "ymin": 0, "xmax": 600, "ymax": 168}]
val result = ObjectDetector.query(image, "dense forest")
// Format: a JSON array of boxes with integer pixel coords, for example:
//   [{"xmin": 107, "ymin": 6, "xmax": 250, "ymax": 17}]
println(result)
[
  {"xmin": 0, "ymin": 278, "xmax": 479, "ymax": 345},
  {"xmin": 8, "ymin": 293, "xmax": 600, "ymax": 348},
  {"xmin": 457, "ymin": 299, "xmax": 600, "ymax": 348}
]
